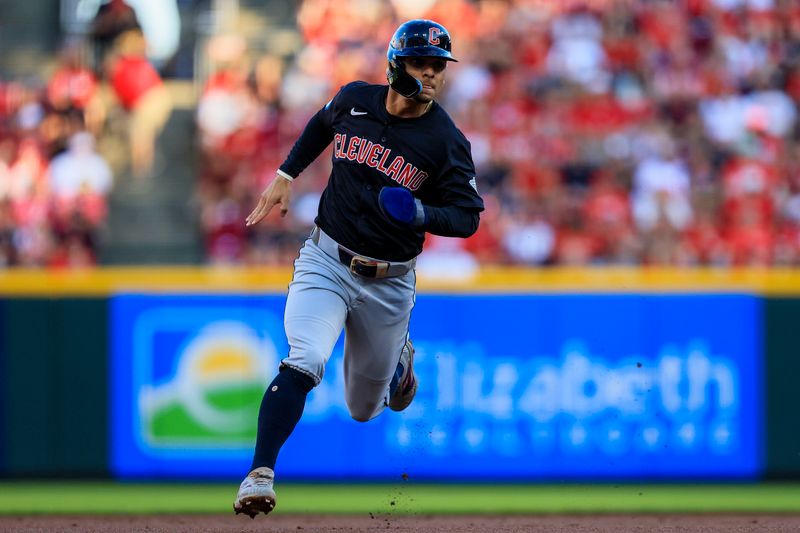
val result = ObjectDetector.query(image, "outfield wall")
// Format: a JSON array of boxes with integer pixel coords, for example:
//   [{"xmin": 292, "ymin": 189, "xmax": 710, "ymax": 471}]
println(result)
[{"xmin": 0, "ymin": 267, "xmax": 798, "ymax": 480}]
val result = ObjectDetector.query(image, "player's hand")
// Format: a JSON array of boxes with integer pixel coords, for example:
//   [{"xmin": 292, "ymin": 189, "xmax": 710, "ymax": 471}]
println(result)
[
  {"xmin": 378, "ymin": 186, "xmax": 427, "ymax": 227},
  {"xmin": 246, "ymin": 174, "xmax": 293, "ymax": 226}
]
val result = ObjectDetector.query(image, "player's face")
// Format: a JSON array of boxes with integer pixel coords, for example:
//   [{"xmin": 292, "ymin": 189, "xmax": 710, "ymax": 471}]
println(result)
[{"xmin": 402, "ymin": 57, "xmax": 448, "ymax": 102}]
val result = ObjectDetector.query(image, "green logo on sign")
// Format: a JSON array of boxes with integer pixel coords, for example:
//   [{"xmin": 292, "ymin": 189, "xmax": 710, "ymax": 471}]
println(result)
[{"xmin": 140, "ymin": 321, "xmax": 276, "ymax": 447}]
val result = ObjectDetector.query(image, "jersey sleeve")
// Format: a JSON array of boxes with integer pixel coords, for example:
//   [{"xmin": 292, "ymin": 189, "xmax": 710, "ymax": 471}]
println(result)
[
  {"xmin": 429, "ymin": 129, "xmax": 484, "ymax": 211},
  {"xmin": 317, "ymin": 81, "xmax": 369, "ymax": 127},
  {"xmin": 279, "ymin": 82, "xmax": 365, "ymax": 178}
]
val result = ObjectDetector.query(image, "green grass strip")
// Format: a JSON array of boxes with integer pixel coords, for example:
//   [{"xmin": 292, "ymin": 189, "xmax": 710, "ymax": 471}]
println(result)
[{"xmin": 1, "ymin": 483, "xmax": 800, "ymax": 515}]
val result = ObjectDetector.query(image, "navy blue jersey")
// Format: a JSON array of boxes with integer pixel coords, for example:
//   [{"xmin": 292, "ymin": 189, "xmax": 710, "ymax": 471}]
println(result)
[{"xmin": 280, "ymin": 82, "xmax": 484, "ymax": 261}]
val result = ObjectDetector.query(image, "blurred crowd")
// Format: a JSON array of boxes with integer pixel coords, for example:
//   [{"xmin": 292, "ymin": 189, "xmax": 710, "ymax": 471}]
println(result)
[
  {"xmin": 198, "ymin": 0, "xmax": 800, "ymax": 268},
  {"xmin": 4, "ymin": 0, "xmax": 800, "ymax": 268},
  {"xmin": 0, "ymin": 0, "xmax": 169, "ymax": 266}
]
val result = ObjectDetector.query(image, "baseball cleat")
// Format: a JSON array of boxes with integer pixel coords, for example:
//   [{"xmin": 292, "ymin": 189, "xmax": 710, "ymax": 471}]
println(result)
[
  {"xmin": 233, "ymin": 466, "xmax": 277, "ymax": 519},
  {"xmin": 389, "ymin": 340, "xmax": 417, "ymax": 411}
]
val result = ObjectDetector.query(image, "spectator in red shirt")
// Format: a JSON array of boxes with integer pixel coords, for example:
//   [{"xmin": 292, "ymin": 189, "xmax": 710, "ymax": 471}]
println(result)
[
  {"xmin": 681, "ymin": 210, "xmax": 731, "ymax": 265},
  {"xmin": 47, "ymin": 40, "xmax": 105, "ymax": 135},
  {"xmin": 48, "ymin": 231, "xmax": 96, "ymax": 268},
  {"xmin": 582, "ymin": 169, "xmax": 633, "ymax": 259},
  {"xmin": 725, "ymin": 194, "xmax": 774, "ymax": 266},
  {"xmin": 555, "ymin": 202, "xmax": 602, "ymax": 266},
  {"xmin": 106, "ymin": 29, "xmax": 171, "ymax": 178},
  {"xmin": 90, "ymin": 0, "xmax": 141, "ymax": 74}
]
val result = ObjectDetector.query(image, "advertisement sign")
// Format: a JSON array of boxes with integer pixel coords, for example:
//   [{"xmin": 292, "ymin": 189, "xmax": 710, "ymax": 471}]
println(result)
[{"xmin": 111, "ymin": 293, "xmax": 762, "ymax": 479}]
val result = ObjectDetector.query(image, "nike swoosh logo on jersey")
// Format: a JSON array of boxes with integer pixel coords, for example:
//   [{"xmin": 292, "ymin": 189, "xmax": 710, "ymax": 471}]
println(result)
[{"xmin": 350, "ymin": 108, "xmax": 368, "ymax": 116}]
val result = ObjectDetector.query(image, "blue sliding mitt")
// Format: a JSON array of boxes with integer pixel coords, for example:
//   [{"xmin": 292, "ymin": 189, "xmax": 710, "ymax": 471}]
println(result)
[{"xmin": 378, "ymin": 186, "xmax": 426, "ymax": 227}]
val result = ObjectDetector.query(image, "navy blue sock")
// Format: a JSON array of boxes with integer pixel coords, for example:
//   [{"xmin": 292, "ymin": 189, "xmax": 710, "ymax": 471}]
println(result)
[
  {"xmin": 389, "ymin": 361, "xmax": 404, "ymax": 397},
  {"xmin": 251, "ymin": 366, "xmax": 316, "ymax": 471}
]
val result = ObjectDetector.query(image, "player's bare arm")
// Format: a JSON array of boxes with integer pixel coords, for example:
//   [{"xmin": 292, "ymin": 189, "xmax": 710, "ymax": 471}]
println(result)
[{"xmin": 245, "ymin": 173, "xmax": 292, "ymax": 226}]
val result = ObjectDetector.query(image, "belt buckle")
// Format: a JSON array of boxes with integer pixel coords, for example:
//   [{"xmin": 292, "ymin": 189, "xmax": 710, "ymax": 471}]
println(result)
[{"xmin": 349, "ymin": 256, "xmax": 389, "ymax": 278}]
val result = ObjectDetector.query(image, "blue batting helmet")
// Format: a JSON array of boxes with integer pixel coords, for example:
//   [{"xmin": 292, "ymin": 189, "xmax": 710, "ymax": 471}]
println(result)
[{"xmin": 386, "ymin": 19, "xmax": 457, "ymax": 98}]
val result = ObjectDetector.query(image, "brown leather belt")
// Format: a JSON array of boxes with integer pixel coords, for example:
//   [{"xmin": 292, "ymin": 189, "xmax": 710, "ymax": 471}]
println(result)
[{"xmin": 310, "ymin": 227, "xmax": 415, "ymax": 279}]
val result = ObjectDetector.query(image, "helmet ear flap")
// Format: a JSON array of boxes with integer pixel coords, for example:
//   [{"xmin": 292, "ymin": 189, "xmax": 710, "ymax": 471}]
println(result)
[{"xmin": 387, "ymin": 56, "xmax": 423, "ymax": 98}]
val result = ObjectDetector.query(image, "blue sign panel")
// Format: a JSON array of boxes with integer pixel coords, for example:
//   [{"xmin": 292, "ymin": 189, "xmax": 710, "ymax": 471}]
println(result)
[{"xmin": 111, "ymin": 293, "xmax": 762, "ymax": 480}]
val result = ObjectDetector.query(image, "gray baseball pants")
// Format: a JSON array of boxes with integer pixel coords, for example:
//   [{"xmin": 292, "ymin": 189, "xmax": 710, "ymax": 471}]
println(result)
[{"xmin": 280, "ymin": 230, "xmax": 415, "ymax": 421}]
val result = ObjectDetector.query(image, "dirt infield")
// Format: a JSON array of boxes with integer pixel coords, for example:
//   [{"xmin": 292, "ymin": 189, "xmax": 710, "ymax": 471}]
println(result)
[{"xmin": 1, "ymin": 514, "xmax": 800, "ymax": 532}]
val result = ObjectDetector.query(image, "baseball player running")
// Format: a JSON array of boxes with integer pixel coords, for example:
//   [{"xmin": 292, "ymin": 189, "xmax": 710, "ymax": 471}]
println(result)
[{"xmin": 234, "ymin": 19, "xmax": 484, "ymax": 518}]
